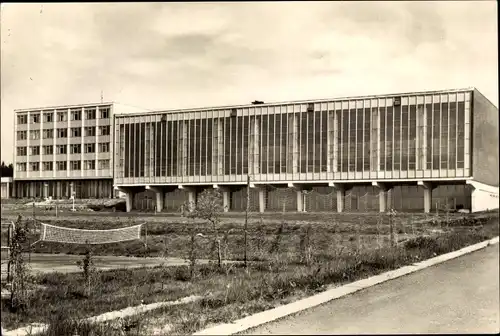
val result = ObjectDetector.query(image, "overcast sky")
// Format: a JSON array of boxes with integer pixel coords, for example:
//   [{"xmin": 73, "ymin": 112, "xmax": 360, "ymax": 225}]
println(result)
[{"xmin": 1, "ymin": 1, "xmax": 497, "ymax": 163}]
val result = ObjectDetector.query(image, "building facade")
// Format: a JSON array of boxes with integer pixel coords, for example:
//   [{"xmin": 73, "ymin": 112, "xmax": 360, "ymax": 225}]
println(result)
[
  {"xmin": 1, "ymin": 177, "xmax": 13, "ymax": 199},
  {"xmin": 13, "ymin": 103, "xmax": 115, "ymax": 199},
  {"xmin": 113, "ymin": 88, "xmax": 499, "ymax": 213}
]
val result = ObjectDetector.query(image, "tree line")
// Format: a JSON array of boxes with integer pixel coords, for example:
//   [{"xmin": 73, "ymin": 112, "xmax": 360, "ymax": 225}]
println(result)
[{"xmin": 1, "ymin": 162, "xmax": 13, "ymax": 177}]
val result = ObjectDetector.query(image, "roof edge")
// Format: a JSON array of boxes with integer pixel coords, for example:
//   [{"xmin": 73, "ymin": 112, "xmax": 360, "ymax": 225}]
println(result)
[{"xmin": 114, "ymin": 87, "xmax": 476, "ymax": 117}]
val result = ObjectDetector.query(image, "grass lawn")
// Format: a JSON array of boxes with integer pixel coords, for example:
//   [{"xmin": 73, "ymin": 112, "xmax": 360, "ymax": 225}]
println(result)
[
  {"xmin": 2, "ymin": 211, "xmax": 482, "ymax": 259},
  {"xmin": 1, "ymin": 211, "xmax": 498, "ymax": 334}
]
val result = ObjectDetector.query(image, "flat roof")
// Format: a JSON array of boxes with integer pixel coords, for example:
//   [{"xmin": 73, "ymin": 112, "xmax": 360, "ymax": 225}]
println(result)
[
  {"xmin": 114, "ymin": 87, "xmax": 476, "ymax": 118},
  {"xmin": 15, "ymin": 102, "xmax": 114, "ymax": 113}
]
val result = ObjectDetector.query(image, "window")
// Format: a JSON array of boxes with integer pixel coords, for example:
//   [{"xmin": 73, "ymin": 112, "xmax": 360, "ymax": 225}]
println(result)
[
  {"xmin": 57, "ymin": 112, "xmax": 67, "ymax": 122},
  {"xmin": 43, "ymin": 145, "xmax": 53, "ymax": 155},
  {"xmin": 56, "ymin": 145, "xmax": 67, "ymax": 154},
  {"xmin": 70, "ymin": 160, "xmax": 81, "ymax": 170},
  {"xmin": 17, "ymin": 147, "xmax": 27, "ymax": 156},
  {"xmin": 44, "ymin": 112, "xmax": 53, "ymax": 123},
  {"xmin": 30, "ymin": 146, "xmax": 40, "ymax": 155},
  {"xmin": 85, "ymin": 126, "xmax": 96, "ymax": 137},
  {"xmin": 98, "ymin": 125, "xmax": 110, "ymax": 136},
  {"xmin": 57, "ymin": 128, "xmax": 67, "ymax": 138},
  {"xmin": 71, "ymin": 109, "xmax": 82, "ymax": 121},
  {"xmin": 30, "ymin": 162, "xmax": 40, "ymax": 171},
  {"xmin": 17, "ymin": 163, "xmax": 27, "ymax": 172},
  {"xmin": 31, "ymin": 113, "xmax": 40, "ymax": 123},
  {"xmin": 17, "ymin": 131, "xmax": 27, "ymax": 140},
  {"xmin": 71, "ymin": 127, "xmax": 81, "ymax": 137},
  {"xmin": 70, "ymin": 144, "xmax": 81, "ymax": 154},
  {"xmin": 84, "ymin": 160, "xmax": 95, "ymax": 170},
  {"xmin": 56, "ymin": 161, "xmax": 67, "ymax": 171},
  {"xmin": 98, "ymin": 142, "xmax": 110, "ymax": 152},
  {"xmin": 98, "ymin": 159, "xmax": 110, "ymax": 169},
  {"xmin": 43, "ymin": 129, "xmax": 53, "ymax": 139},
  {"xmin": 42, "ymin": 161, "xmax": 53, "ymax": 171},
  {"xmin": 85, "ymin": 108, "xmax": 96, "ymax": 120},
  {"xmin": 29, "ymin": 130, "xmax": 40, "ymax": 140},
  {"xmin": 84, "ymin": 143, "xmax": 95, "ymax": 153},
  {"xmin": 99, "ymin": 107, "xmax": 110, "ymax": 119},
  {"xmin": 17, "ymin": 115, "xmax": 28, "ymax": 124}
]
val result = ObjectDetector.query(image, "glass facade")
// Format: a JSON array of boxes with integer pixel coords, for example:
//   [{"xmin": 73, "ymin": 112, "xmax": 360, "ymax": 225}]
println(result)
[{"xmin": 114, "ymin": 91, "xmax": 473, "ymax": 183}]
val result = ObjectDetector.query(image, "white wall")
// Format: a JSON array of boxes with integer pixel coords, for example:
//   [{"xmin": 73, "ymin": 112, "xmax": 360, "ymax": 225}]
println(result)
[{"xmin": 469, "ymin": 181, "xmax": 499, "ymax": 212}]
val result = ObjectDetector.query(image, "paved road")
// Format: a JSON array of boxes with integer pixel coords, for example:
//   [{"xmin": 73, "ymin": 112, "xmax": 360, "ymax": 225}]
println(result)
[
  {"xmin": 1, "ymin": 253, "xmax": 237, "ymax": 277},
  {"xmin": 244, "ymin": 243, "xmax": 500, "ymax": 334}
]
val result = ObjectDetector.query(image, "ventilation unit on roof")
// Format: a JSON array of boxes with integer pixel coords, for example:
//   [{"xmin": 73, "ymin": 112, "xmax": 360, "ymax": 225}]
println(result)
[
  {"xmin": 230, "ymin": 108, "xmax": 238, "ymax": 117},
  {"xmin": 307, "ymin": 103, "xmax": 314, "ymax": 112},
  {"xmin": 393, "ymin": 97, "xmax": 401, "ymax": 106},
  {"xmin": 161, "ymin": 114, "xmax": 168, "ymax": 121},
  {"xmin": 252, "ymin": 100, "xmax": 264, "ymax": 105}
]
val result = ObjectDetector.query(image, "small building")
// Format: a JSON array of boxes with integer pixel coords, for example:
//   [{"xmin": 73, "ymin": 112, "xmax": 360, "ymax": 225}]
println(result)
[{"xmin": 1, "ymin": 177, "xmax": 13, "ymax": 199}]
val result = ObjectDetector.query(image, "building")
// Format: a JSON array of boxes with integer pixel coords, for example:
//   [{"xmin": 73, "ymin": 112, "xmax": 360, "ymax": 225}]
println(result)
[
  {"xmin": 13, "ymin": 103, "xmax": 118, "ymax": 199},
  {"xmin": 1, "ymin": 177, "xmax": 13, "ymax": 199},
  {"xmin": 113, "ymin": 88, "xmax": 499, "ymax": 213}
]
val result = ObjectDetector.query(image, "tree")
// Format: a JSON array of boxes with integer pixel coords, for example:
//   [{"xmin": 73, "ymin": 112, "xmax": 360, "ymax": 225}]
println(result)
[
  {"xmin": 0, "ymin": 161, "xmax": 13, "ymax": 177},
  {"xmin": 182, "ymin": 189, "xmax": 224, "ymax": 268}
]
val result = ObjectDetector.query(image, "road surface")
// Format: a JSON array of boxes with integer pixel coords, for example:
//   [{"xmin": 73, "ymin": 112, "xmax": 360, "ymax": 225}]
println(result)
[
  {"xmin": 244, "ymin": 243, "xmax": 500, "ymax": 334},
  {"xmin": 1, "ymin": 253, "xmax": 237, "ymax": 278}
]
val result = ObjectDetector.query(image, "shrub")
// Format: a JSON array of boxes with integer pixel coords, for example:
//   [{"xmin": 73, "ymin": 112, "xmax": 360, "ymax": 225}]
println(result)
[{"xmin": 404, "ymin": 236, "xmax": 440, "ymax": 251}]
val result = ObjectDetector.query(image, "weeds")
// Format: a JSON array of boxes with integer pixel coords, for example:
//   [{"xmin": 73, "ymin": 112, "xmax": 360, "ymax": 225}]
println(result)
[
  {"xmin": 8, "ymin": 216, "xmax": 34, "ymax": 313},
  {"xmin": 76, "ymin": 246, "xmax": 97, "ymax": 298},
  {"xmin": 2, "ymin": 213, "xmax": 497, "ymax": 333},
  {"xmin": 299, "ymin": 225, "xmax": 313, "ymax": 265},
  {"xmin": 269, "ymin": 221, "xmax": 286, "ymax": 255}
]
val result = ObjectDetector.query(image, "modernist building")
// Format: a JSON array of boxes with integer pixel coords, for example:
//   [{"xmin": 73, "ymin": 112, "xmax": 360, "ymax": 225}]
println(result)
[
  {"xmin": 13, "ymin": 103, "xmax": 117, "ymax": 199},
  {"xmin": 113, "ymin": 88, "xmax": 498, "ymax": 213},
  {"xmin": 1, "ymin": 177, "xmax": 13, "ymax": 199}
]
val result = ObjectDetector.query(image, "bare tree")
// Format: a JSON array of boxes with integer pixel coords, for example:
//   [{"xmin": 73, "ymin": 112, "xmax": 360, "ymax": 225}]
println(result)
[{"xmin": 182, "ymin": 189, "xmax": 224, "ymax": 268}]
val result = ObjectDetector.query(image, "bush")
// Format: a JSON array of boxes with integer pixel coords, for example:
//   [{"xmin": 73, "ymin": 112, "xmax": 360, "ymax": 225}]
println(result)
[{"xmin": 404, "ymin": 236, "xmax": 440, "ymax": 251}]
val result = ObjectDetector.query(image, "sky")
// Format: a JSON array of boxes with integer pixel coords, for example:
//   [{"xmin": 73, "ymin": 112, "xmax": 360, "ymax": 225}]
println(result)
[{"xmin": 1, "ymin": 1, "xmax": 497, "ymax": 163}]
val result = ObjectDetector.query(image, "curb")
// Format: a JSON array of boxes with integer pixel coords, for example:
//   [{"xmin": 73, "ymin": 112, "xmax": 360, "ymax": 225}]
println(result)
[
  {"xmin": 2, "ymin": 295, "xmax": 203, "ymax": 336},
  {"xmin": 193, "ymin": 236, "xmax": 499, "ymax": 335}
]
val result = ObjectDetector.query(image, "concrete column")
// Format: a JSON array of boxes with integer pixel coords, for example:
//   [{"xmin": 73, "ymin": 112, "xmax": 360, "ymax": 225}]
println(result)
[
  {"xmin": 70, "ymin": 182, "xmax": 75, "ymax": 198},
  {"xmin": 336, "ymin": 189, "xmax": 345, "ymax": 213},
  {"xmin": 117, "ymin": 187, "xmax": 134, "ymax": 213},
  {"xmin": 188, "ymin": 190, "xmax": 196, "ymax": 204},
  {"xmin": 418, "ymin": 181, "xmax": 433, "ymax": 213},
  {"xmin": 126, "ymin": 192, "xmax": 134, "ymax": 212},
  {"xmin": 258, "ymin": 188, "xmax": 266, "ymax": 213},
  {"xmin": 30, "ymin": 183, "xmax": 35, "ymax": 198},
  {"xmin": 222, "ymin": 189, "xmax": 230, "ymax": 212},
  {"xmin": 379, "ymin": 189, "xmax": 387, "ymax": 213},
  {"xmin": 330, "ymin": 183, "xmax": 347, "ymax": 213},
  {"xmin": 296, "ymin": 190, "xmax": 304, "ymax": 212},
  {"xmin": 43, "ymin": 183, "xmax": 48, "ymax": 199},
  {"xmin": 213, "ymin": 184, "xmax": 230, "ymax": 212},
  {"xmin": 289, "ymin": 183, "xmax": 305, "ymax": 212},
  {"xmin": 372, "ymin": 181, "xmax": 390, "ymax": 213},
  {"xmin": 423, "ymin": 188, "xmax": 432, "ymax": 213},
  {"xmin": 146, "ymin": 186, "xmax": 164, "ymax": 212}
]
